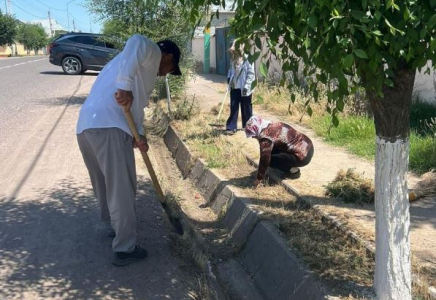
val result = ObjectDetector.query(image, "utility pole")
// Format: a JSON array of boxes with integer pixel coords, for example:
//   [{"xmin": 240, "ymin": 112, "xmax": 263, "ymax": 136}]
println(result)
[
  {"xmin": 73, "ymin": 19, "xmax": 76, "ymax": 32},
  {"xmin": 48, "ymin": 10, "xmax": 53, "ymax": 37},
  {"xmin": 6, "ymin": 0, "xmax": 13, "ymax": 55},
  {"xmin": 90, "ymin": 19, "xmax": 92, "ymax": 33},
  {"xmin": 67, "ymin": 0, "xmax": 77, "ymax": 32},
  {"xmin": 6, "ymin": 0, "xmax": 12, "ymax": 15}
]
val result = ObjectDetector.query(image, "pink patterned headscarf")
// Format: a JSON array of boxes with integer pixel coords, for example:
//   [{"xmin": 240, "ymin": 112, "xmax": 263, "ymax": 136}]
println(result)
[{"xmin": 245, "ymin": 116, "xmax": 272, "ymax": 138}]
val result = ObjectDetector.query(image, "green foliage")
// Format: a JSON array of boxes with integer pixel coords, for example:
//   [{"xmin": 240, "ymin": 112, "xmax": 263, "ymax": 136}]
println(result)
[
  {"xmin": 172, "ymin": 95, "xmax": 199, "ymax": 120},
  {"xmin": 86, "ymin": 0, "xmax": 195, "ymax": 97},
  {"xmin": 0, "ymin": 10, "xmax": 17, "ymax": 47},
  {"xmin": 101, "ymin": 19, "xmax": 128, "ymax": 48},
  {"xmin": 311, "ymin": 115, "xmax": 376, "ymax": 158},
  {"xmin": 196, "ymin": 141, "xmax": 228, "ymax": 168},
  {"xmin": 410, "ymin": 131, "xmax": 436, "ymax": 174},
  {"xmin": 311, "ymin": 111, "xmax": 436, "ymax": 174},
  {"xmin": 16, "ymin": 23, "xmax": 48, "ymax": 53},
  {"xmin": 410, "ymin": 99, "xmax": 436, "ymax": 135},
  {"xmin": 181, "ymin": 0, "xmax": 436, "ymax": 125}
]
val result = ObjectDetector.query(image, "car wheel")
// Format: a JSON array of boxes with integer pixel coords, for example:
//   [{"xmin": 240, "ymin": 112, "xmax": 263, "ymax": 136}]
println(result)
[{"xmin": 61, "ymin": 57, "xmax": 82, "ymax": 75}]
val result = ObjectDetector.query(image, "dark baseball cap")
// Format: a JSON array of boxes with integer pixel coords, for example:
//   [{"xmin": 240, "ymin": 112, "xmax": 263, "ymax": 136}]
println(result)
[{"xmin": 157, "ymin": 40, "xmax": 182, "ymax": 76}]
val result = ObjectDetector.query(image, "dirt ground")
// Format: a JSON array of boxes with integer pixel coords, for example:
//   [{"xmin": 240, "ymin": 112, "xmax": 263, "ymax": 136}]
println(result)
[
  {"xmin": 0, "ymin": 70, "xmax": 210, "ymax": 300},
  {"xmin": 186, "ymin": 73, "xmax": 436, "ymax": 285}
]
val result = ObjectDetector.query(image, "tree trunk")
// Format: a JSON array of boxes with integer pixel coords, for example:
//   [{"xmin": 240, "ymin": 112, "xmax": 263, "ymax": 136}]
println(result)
[{"xmin": 366, "ymin": 67, "xmax": 416, "ymax": 300}]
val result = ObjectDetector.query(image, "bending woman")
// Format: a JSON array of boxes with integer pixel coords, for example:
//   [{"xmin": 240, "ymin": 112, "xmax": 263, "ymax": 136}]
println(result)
[{"xmin": 245, "ymin": 116, "xmax": 314, "ymax": 187}]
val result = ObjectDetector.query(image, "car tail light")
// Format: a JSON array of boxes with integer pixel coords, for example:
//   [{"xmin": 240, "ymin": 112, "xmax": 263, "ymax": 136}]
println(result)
[{"xmin": 47, "ymin": 43, "xmax": 58, "ymax": 54}]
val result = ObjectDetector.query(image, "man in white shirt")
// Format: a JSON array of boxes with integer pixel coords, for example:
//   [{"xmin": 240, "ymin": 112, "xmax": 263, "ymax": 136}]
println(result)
[{"xmin": 76, "ymin": 35, "xmax": 181, "ymax": 266}]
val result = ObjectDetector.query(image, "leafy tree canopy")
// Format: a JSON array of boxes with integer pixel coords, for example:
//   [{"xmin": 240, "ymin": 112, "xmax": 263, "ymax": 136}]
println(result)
[
  {"xmin": 0, "ymin": 10, "xmax": 17, "ymax": 47},
  {"xmin": 17, "ymin": 23, "xmax": 47, "ymax": 51},
  {"xmin": 183, "ymin": 0, "xmax": 436, "ymax": 126}
]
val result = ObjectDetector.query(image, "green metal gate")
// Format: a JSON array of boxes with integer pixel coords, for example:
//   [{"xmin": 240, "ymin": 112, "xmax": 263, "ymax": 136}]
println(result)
[{"xmin": 215, "ymin": 27, "xmax": 234, "ymax": 76}]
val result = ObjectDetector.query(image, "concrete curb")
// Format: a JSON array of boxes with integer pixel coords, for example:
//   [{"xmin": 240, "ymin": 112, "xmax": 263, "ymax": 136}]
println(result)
[
  {"xmin": 164, "ymin": 125, "xmax": 338, "ymax": 300},
  {"xmin": 244, "ymin": 154, "xmax": 436, "ymax": 299},
  {"xmin": 243, "ymin": 156, "xmax": 377, "ymax": 256},
  {"xmin": 179, "ymin": 214, "xmax": 230, "ymax": 300}
]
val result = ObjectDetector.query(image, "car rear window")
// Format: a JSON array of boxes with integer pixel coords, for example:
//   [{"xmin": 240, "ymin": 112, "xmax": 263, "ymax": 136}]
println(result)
[
  {"xmin": 63, "ymin": 35, "xmax": 106, "ymax": 47},
  {"xmin": 81, "ymin": 36, "xmax": 106, "ymax": 47},
  {"xmin": 67, "ymin": 36, "xmax": 83, "ymax": 43}
]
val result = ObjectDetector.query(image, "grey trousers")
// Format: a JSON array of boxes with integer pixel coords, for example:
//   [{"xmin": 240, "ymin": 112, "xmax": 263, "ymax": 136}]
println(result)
[{"xmin": 77, "ymin": 128, "xmax": 137, "ymax": 253}]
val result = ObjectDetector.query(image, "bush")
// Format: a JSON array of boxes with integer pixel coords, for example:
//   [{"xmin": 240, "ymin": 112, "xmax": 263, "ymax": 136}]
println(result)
[
  {"xmin": 410, "ymin": 99, "xmax": 436, "ymax": 136},
  {"xmin": 172, "ymin": 95, "xmax": 199, "ymax": 121},
  {"xmin": 410, "ymin": 131, "xmax": 436, "ymax": 174}
]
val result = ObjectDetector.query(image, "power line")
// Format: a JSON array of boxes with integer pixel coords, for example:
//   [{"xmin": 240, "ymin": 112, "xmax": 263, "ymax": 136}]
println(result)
[
  {"xmin": 11, "ymin": 0, "xmax": 92, "ymax": 32},
  {"xmin": 15, "ymin": 0, "xmax": 72, "ymax": 28},
  {"xmin": 68, "ymin": 17, "xmax": 86, "ymax": 32},
  {"xmin": 6, "ymin": 0, "xmax": 11, "ymax": 14},
  {"xmin": 10, "ymin": 0, "xmax": 46, "ymax": 18},
  {"xmin": 34, "ymin": 0, "xmax": 66, "ymax": 12},
  {"xmin": 14, "ymin": 0, "xmax": 47, "ymax": 15},
  {"xmin": 69, "ymin": 13, "xmax": 88, "ymax": 26}
]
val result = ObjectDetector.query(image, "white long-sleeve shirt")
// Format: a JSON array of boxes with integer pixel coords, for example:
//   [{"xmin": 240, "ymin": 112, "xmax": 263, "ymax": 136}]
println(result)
[{"xmin": 76, "ymin": 35, "xmax": 161, "ymax": 136}]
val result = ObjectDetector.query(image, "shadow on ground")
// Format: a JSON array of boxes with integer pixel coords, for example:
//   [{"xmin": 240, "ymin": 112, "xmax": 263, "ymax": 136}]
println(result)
[
  {"xmin": 40, "ymin": 71, "xmax": 99, "ymax": 77},
  {"xmin": 184, "ymin": 170, "xmax": 376, "ymax": 299},
  {"xmin": 49, "ymin": 95, "xmax": 87, "ymax": 106},
  {"xmin": 0, "ymin": 176, "xmax": 197, "ymax": 300}
]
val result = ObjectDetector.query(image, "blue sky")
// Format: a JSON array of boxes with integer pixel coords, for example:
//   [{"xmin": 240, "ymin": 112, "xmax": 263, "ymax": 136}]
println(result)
[{"xmin": 4, "ymin": 0, "xmax": 102, "ymax": 33}]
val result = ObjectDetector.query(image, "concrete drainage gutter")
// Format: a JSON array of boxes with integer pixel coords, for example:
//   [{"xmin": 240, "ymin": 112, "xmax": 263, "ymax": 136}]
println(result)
[
  {"xmin": 164, "ymin": 126, "xmax": 341, "ymax": 300},
  {"xmin": 242, "ymin": 155, "xmax": 436, "ymax": 300}
]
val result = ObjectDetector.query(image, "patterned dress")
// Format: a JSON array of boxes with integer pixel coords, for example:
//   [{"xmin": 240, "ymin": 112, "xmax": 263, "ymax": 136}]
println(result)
[{"xmin": 256, "ymin": 122, "xmax": 314, "ymax": 180}]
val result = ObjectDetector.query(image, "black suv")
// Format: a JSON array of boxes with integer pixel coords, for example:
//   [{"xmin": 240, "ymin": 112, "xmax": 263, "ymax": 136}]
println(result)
[{"xmin": 49, "ymin": 33, "xmax": 121, "ymax": 75}]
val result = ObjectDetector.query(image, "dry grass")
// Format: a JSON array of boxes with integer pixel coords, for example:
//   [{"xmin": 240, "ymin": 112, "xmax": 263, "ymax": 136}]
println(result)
[
  {"xmin": 411, "ymin": 170, "xmax": 436, "ymax": 200},
  {"xmin": 254, "ymin": 83, "xmax": 330, "ymax": 124},
  {"xmin": 171, "ymin": 237, "xmax": 219, "ymax": 300},
  {"xmin": 174, "ymin": 114, "xmax": 247, "ymax": 170},
  {"xmin": 254, "ymin": 82, "xmax": 368, "ymax": 121},
  {"xmin": 187, "ymin": 277, "xmax": 218, "ymax": 300},
  {"xmin": 144, "ymin": 95, "xmax": 200, "ymax": 137},
  {"xmin": 173, "ymin": 111, "xmax": 377, "ymax": 298},
  {"xmin": 325, "ymin": 169, "xmax": 375, "ymax": 205},
  {"xmin": 170, "ymin": 110, "xmax": 433, "ymax": 299}
]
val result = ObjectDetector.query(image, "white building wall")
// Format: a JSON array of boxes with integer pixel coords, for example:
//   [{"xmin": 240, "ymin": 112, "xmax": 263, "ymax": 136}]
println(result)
[
  {"xmin": 210, "ymin": 36, "xmax": 216, "ymax": 69},
  {"xmin": 192, "ymin": 37, "xmax": 204, "ymax": 63},
  {"xmin": 191, "ymin": 36, "xmax": 217, "ymax": 72},
  {"xmin": 414, "ymin": 61, "xmax": 436, "ymax": 104}
]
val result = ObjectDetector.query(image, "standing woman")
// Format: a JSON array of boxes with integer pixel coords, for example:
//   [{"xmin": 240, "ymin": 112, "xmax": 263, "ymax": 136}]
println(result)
[{"xmin": 225, "ymin": 41, "xmax": 256, "ymax": 135}]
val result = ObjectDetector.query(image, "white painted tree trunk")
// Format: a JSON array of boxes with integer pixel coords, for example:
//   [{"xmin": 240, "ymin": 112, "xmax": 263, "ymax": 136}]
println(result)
[{"xmin": 374, "ymin": 137, "xmax": 411, "ymax": 300}]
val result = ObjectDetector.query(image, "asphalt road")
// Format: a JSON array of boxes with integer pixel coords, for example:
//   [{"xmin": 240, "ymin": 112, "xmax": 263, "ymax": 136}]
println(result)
[{"xmin": 0, "ymin": 56, "xmax": 199, "ymax": 300}]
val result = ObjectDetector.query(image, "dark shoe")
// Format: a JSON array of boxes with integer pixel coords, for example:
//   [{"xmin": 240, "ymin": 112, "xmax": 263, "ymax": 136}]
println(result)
[
  {"xmin": 283, "ymin": 168, "xmax": 301, "ymax": 179},
  {"xmin": 112, "ymin": 245, "xmax": 148, "ymax": 267},
  {"xmin": 107, "ymin": 229, "xmax": 116, "ymax": 238},
  {"xmin": 224, "ymin": 129, "xmax": 237, "ymax": 135}
]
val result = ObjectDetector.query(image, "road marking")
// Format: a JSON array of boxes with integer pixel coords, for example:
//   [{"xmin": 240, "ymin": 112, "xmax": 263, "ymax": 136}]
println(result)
[{"xmin": 0, "ymin": 58, "xmax": 46, "ymax": 70}]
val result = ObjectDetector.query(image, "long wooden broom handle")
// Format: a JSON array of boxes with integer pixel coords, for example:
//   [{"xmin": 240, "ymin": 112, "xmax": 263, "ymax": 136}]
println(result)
[
  {"xmin": 123, "ymin": 109, "xmax": 165, "ymax": 202},
  {"xmin": 217, "ymin": 76, "xmax": 232, "ymax": 121}
]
